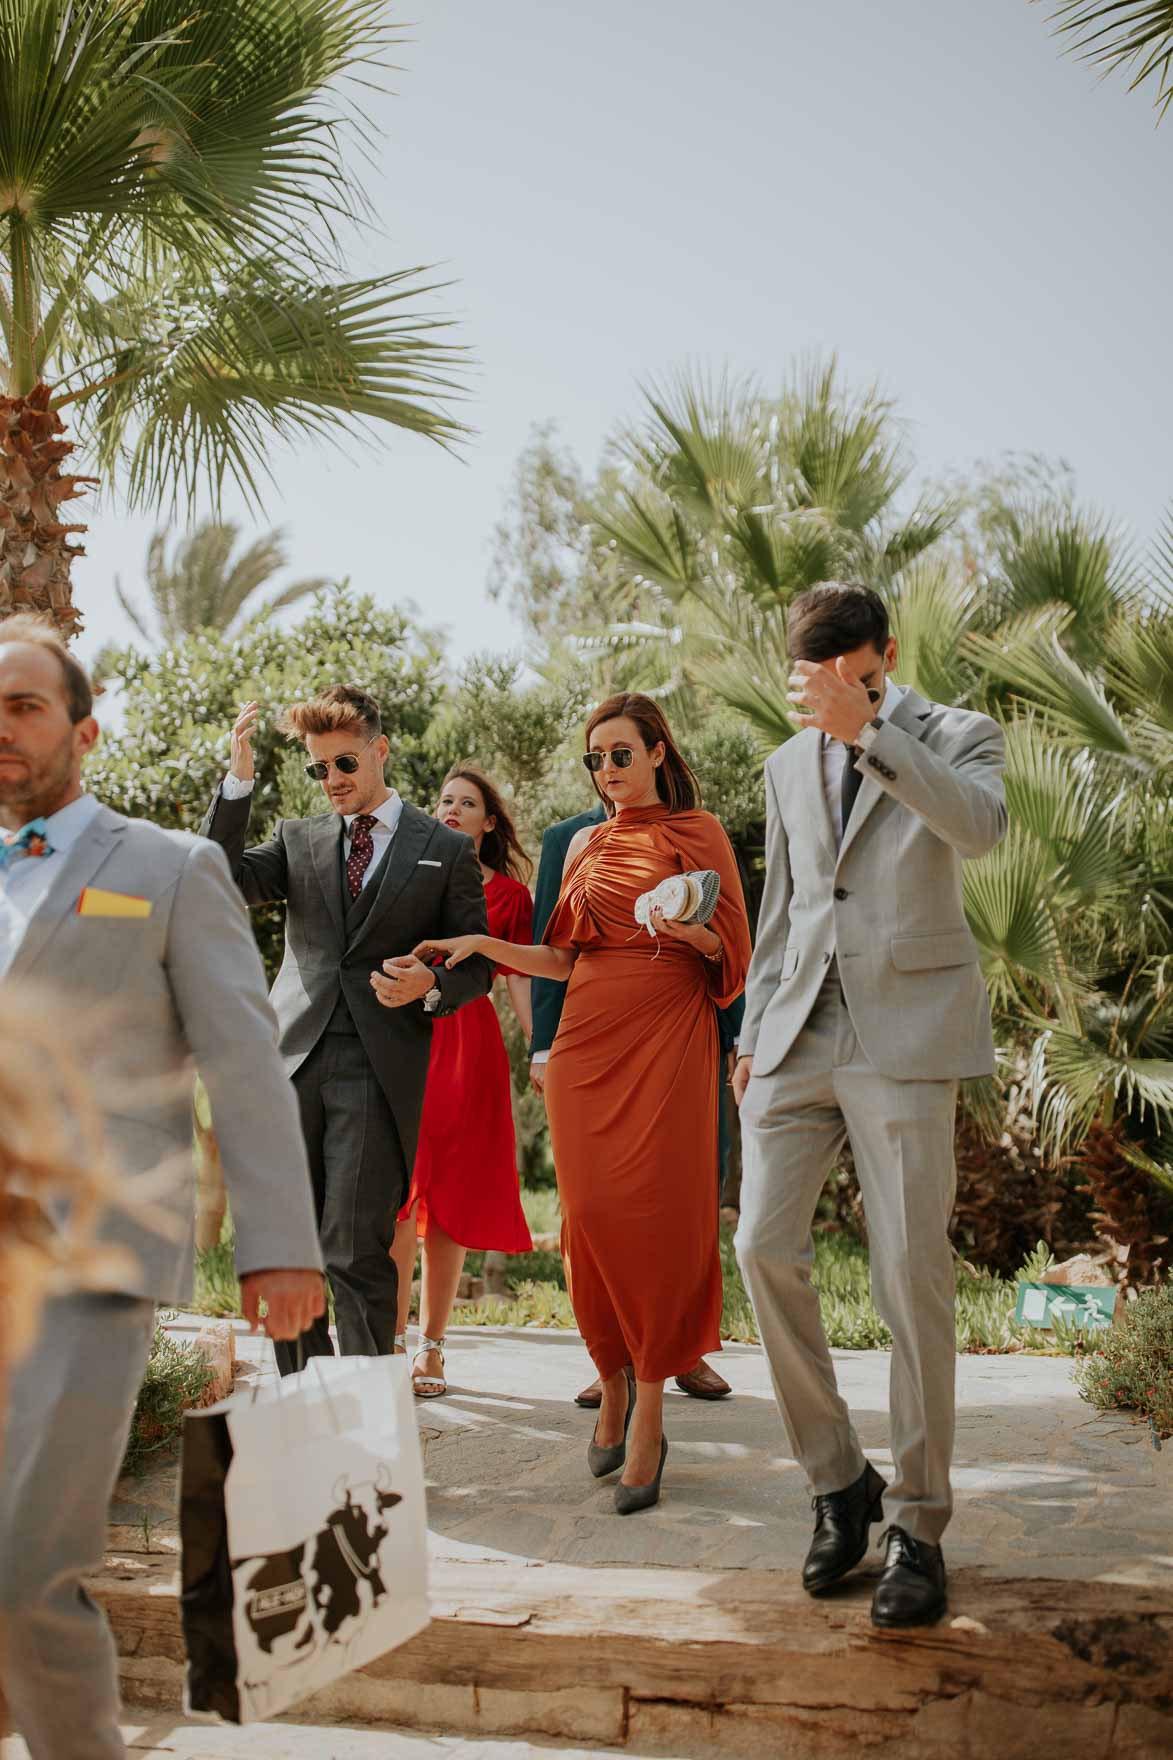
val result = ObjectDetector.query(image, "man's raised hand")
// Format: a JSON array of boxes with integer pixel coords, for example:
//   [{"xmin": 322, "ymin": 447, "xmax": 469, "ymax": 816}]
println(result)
[
  {"xmin": 787, "ymin": 659, "xmax": 873, "ymax": 745},
  {"xmin": 230, "ymin": 701, "xmax": 260, "ymax": 782}
]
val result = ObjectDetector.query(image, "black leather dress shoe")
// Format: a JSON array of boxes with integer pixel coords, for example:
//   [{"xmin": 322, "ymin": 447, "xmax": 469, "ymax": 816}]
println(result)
[
  {"xmin": 802, "ymin": 1460, "xmax": 887, "ymax": 1595},
  {"xmin": 871, "ymin": 1526, "xmax": 947, "ymax": 1627}
]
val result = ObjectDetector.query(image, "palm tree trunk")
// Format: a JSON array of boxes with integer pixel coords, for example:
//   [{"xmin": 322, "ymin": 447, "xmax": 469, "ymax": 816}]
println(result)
[{"xmin": 0, "ymin": 384, "xmax": 95, "ymax": 639}]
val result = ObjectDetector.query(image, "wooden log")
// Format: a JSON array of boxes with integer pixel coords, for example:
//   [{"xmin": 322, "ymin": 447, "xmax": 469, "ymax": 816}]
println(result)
[{"xmin": 89, "ymin": 1552, "xmax": 1173, "ymax": 1756}]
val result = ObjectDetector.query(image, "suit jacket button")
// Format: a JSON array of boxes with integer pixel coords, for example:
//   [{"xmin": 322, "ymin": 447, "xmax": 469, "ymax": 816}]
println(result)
[{"xmin": 834, "ymin": 887, "xmax": 849, "ymax": 901}]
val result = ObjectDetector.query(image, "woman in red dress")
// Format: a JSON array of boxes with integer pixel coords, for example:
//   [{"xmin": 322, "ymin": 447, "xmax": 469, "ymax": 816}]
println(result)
[{"xmin": 391, "ymin": 763, "xmax": 534, "ymax": 1396}]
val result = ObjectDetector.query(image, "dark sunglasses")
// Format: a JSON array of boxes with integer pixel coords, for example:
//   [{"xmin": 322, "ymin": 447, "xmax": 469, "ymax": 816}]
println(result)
[
  {"xmin": 582, "ymin": 746, "xmax": 635, "ymax": 773},
  {"xmin": 305, "ymin": 734, "xmax": 379, "ymax": 781}
]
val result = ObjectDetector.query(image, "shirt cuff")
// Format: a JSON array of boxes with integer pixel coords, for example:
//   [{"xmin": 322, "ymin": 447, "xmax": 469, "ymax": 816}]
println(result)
[
  {"xmin": 530, "ymin": 1049, "xmax": 550, "ymax": 1066},
  {"xmin": 857, "ymin": 719, "xmax": 884, "ymax": 753},
  {"xmin": 423, "ymin": 983, "xmax": 443, "ymax": 1014},
  {"xmin": 221, "ymin": 773, "xmax": 255, "ymax": 800}
]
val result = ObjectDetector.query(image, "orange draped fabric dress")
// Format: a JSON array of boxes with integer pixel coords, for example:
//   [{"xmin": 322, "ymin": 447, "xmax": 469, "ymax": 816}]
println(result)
[{"xmin": 542, "ymin": 804, "xmax": 751, "ymax": 1382}]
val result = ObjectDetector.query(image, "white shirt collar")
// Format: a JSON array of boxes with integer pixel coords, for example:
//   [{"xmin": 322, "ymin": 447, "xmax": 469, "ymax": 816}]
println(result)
[
  {"xmin": 343, "ymin": 790, "xmax": 402, "ymax": 837},
  {"xmin": 6, "ymin": 792, "xmax": 101, "ymax": 853}
]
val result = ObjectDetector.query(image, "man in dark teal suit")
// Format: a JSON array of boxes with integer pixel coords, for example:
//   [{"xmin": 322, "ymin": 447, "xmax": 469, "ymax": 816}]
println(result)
[{"xmin": 528, "ymin": 804, "xmax": 743, "ymax": 1406}]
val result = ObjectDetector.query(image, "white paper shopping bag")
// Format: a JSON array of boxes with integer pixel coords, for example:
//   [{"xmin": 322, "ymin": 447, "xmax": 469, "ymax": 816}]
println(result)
[{"xmin": 180, "ymin": 1353, "xmax": 429, "ymax": 1724}]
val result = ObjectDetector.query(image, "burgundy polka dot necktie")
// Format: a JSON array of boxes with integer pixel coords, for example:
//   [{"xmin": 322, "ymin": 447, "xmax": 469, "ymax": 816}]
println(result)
[{"xmin": 345, "ymin": 813, "xmax": 378, "ymax": 900}]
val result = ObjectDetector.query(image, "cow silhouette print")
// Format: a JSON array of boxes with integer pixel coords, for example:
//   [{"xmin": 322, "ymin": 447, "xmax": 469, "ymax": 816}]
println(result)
[{"xmin": 235, "ymin": 1464, "xmax": 402, "ymax": 1671}]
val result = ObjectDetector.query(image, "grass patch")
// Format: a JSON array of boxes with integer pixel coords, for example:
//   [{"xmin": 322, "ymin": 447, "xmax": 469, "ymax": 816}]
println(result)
[
  {"xmin": 124, "ymin": 1321, "xmax": 213, "ymax": 1477},
  {"xmin": 194, "ymin": 1192, "xmax": 1072, "ymax": 1355}
]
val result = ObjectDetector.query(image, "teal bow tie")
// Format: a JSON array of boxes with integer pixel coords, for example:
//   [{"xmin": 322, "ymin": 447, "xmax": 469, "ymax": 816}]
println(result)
[{"xmin": 0, "ymin": 819, "xmax": 53, "ymax": 868}]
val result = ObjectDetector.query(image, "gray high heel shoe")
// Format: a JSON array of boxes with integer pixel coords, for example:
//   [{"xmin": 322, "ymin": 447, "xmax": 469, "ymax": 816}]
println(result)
[
  {"xmin": 615, "ymin": 1436, "xmax": 668, "ymax": 1515},
  {"xmin": 587, "ymin": 1373, "xmax": 636, "ymax": 1479}
]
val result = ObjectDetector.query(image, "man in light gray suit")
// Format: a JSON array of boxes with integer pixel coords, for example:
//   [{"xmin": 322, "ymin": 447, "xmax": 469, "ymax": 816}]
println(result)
[
  {"xmin": 200, "ymin": 686, "xmax": 493, "ymax": 1375},
  {"xmin": 0, "ymin": 617, "xmax": 325, "ymax": 1760},
  {"xmin": 733, "ymin": 583, "xmax": 1007, "ymax": 1629}
]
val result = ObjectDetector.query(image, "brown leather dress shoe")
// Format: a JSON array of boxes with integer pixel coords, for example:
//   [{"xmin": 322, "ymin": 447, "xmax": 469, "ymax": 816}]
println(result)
[{"xmin": 674, "ymin": 1359, "xmax": 732, "ymax": 1400}]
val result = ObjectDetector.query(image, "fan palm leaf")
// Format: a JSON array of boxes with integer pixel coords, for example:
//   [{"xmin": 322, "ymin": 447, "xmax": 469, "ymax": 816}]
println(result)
[
  {"xmin": 1, "ymin": 0, "xmax": 470, "ymax": 635},
  {"xmin": 967, "ymin": 610, "xmax": 1135, "ymax": 756},
  {"xmin": 1043, "ymin": 2, "xmax": 1173, "ymax": 118}
]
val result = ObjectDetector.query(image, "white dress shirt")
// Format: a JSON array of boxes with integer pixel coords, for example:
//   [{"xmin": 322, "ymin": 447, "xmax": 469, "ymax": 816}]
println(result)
[
  {"xmin": 0, "ymin": 793, "xmax": 103, "ymax": 977},
  {"xmin": 822, "ymin": 680, "xmax": 905, "ymax": 844},
  {"xmin": 220, "ymin": 774, "xmax": 403, "ymax": 889}
]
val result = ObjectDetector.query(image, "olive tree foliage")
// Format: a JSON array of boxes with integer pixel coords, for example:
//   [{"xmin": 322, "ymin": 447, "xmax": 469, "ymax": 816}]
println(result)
[{"xmin": 88, "ymin": 586, "xmax": 447, "ymax": 973}]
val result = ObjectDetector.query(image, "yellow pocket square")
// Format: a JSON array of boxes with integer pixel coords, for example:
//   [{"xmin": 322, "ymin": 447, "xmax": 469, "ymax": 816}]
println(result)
[{"xmin": 76, "ymin": 886, "xmax": 152, "ymax": 919}]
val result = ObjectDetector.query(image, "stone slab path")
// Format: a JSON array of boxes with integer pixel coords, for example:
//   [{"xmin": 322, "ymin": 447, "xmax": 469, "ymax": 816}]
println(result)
[
  {"xmin": 141, "ymin": 1317, "xmax": 1171, "ymax": 1588},
  {"xmin": 1, "ymin": 1720, "xmax": 626, "ymax": 1759}
]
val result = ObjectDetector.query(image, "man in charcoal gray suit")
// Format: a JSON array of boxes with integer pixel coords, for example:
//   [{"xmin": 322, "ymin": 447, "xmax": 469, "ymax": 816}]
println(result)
[
  {"xmin": 200, "ymin": 684, "xmax": 492, "ymax": 1374},
  {"xmin": 0, "ymin": 618, "xmax": 324, "ymax": 1760},
  {"xmin": 733, "ymin": 582, "xmax": 1007, "ymax": 1628}
]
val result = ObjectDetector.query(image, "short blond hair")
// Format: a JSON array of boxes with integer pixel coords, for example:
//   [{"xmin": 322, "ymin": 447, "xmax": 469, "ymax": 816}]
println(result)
[{"xmin": 276, "ymin": 683, "xmax": 381, "ymax": 743}]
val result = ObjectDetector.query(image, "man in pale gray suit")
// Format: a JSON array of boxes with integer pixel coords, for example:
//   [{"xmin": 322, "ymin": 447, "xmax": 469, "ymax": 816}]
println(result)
[
  {"xmin": 733, "ymin": 583, "xmax": 1007, "ymax": 1629},
  {"xmin": 0, "ymin": 617, "xmax": 325, "ymax": 1759}
]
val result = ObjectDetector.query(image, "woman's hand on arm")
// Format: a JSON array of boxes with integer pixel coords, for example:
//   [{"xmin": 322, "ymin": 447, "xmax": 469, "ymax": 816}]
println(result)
[{"xmin": 412, "ymin": 935, "xmax": 574, "ymax": 982}]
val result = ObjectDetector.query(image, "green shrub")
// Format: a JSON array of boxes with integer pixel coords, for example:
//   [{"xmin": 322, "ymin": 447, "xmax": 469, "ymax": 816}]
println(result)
[
  {"xmin": 1072, "ymin": 1279, "xmax": 1173, "ymax": 1438},
  {"xmin": 123, "ymin": 1322, "xmax": 214, "ymax": 1476}
]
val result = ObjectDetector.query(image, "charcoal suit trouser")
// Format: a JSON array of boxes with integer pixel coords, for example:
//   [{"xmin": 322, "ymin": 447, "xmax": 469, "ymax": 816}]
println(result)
[{"xmin": 276, "ymin": 1029, "xmax": 408, "ymax": 1376}]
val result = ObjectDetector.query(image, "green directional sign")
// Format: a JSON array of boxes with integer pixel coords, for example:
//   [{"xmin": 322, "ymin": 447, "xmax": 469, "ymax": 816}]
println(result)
[{"xmin": 1015, "ymin": 1282, "xmax": 1117, "ymax": 1332}]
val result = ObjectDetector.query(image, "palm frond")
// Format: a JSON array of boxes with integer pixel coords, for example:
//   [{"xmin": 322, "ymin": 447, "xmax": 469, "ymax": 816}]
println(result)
[
  {"xmin": 70, "ymin": 265, "xmax": 468, "ymax": 511},
  {"xmin": 963, "ymin": 823, "xmax": 1067, "ymax": 1006},
  {"xmin": 967, "ymin": 610, "xmax": 1135, "ymax": 756},
  {"xmin": 1001, "ymin": 716, "xmax": 1129, "ymax": 903},
  {"xmin": 884, "ymin": 557, "xmax": 979, "ymax": 705},
  {"xmin": 1044, "ymin": 2, "xmax": 1173, "ymax": 118}
]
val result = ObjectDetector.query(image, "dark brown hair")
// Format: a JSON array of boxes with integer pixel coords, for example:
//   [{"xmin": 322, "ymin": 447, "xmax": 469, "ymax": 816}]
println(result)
[
  {"xmin": 0, "ymin": 614, "xmax": 93, "ymax": 722},
  {"xmin": 440, "ymin": 763, "xmax": 533, "ymax": 883},
  {"xmin": 786, "ymin": 582, "xmax": 889, "ymax": 662},
  {"xmin": 277, "ymin": 683, "xmax": 381, "ymax": 743},
  {"xmin": 584, "ymin": 693, "xmax": 700, "ymax": 815}
]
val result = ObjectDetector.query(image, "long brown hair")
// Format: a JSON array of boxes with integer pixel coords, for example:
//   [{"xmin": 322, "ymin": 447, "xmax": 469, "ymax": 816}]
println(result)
[
  {"xmin": 440, "ymin": 763, "xmax": 533, "ymax": 883},
  {"xmin": 584, "ymin": 693, "xmax": 701, "ymax": 815}
]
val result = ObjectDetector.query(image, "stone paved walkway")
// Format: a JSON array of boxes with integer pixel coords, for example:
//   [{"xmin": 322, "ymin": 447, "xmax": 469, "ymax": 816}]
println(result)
[
  {"xmin": 129, "ymin": 1317, "xmax": 1170, "ymax": 1588},
  {"xmin": 0, "ymin": 1721, "xmax": 627, "ymax": 1759}
]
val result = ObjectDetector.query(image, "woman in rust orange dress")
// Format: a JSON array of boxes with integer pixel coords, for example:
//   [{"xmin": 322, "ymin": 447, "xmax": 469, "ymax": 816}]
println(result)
[{"xmin": 411, "ymin": 694, "xmax": 751, "ymax": 1514}]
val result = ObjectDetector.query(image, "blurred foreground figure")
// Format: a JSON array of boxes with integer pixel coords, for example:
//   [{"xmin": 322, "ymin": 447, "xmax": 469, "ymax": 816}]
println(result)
[{"xmin": 0, "ymin": 617, "xmax": 324, "ymax": 1760}]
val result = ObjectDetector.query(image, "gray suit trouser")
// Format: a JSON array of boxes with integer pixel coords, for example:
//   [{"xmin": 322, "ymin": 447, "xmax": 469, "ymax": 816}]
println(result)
[
  {"xmin": 736, "ymin": 973, "xmax": 958, "ymax": 1543},
  {"xmin": 276, "ymin": 1028, "xmax": 407, "ymax": 1376},
  {"xmin": 0, "ymin": 1293, "xmax": 156, "ymax": 1760}
]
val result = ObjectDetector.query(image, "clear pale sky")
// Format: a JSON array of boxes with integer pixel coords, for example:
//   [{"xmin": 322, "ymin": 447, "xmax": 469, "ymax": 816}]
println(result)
[{"xmin": 74, "ymin": 0, "xmax": 1173, "ymax": 675}]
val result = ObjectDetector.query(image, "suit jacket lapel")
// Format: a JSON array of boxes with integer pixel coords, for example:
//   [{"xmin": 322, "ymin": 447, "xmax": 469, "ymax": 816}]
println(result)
[
  {"xmin": 8, "ymin": 807, "xmax": 128, "ymax": 977},
  {"xmin": 803, "ymin": 731, "xmax": 837, "ymax": 864},
  {"xmin": 310, "ymin": 811, "xmax": 346, "ymax": 939},
  {"xmin": 836, "ymin": 686, "xmax": 933, "ymax": 868},
  {"xmin": 347, "ymin": 803, "xmax": 434, "ymax": 953}
]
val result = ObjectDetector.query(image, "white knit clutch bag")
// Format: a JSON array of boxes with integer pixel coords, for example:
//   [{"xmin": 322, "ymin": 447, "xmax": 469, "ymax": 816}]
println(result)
[{"xmin": 634, "ymin": 869, "xmax": 721, "ymax": 938}]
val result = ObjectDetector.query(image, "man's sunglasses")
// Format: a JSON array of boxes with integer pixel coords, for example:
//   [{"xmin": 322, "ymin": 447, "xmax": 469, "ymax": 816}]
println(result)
[
  {"xmin": 305, "ymin": 734, "xmax": 379, "ymax": 781},
  {"xmin": 582, "ymin": 746, "xmax": 635, "ymax": 773}
]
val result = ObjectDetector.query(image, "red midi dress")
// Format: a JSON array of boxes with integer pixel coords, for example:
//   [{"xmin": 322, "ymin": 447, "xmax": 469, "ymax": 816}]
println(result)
[
  {"xmin": 399, "ymin": 869, "xmax": 534, "ymax": 1252},
  {"xmin": 541, "ymin": 805, "xmax": 751, "ymax": 1382}
]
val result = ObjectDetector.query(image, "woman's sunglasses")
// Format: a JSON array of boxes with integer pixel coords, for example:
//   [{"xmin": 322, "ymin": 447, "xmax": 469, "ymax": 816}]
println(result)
[
  {"xmin": 582, "ymin": 746, "xmax": 635, "ymax": 773},
  {"xmin": 304, "ymin": 734, "xmax": 379, "ymax": 781}
]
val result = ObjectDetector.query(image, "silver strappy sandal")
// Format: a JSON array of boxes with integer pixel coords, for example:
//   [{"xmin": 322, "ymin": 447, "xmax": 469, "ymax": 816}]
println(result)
[{"xmin": 411, "ymin": 1334, "xmax": 447, "ymax": 1399}]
